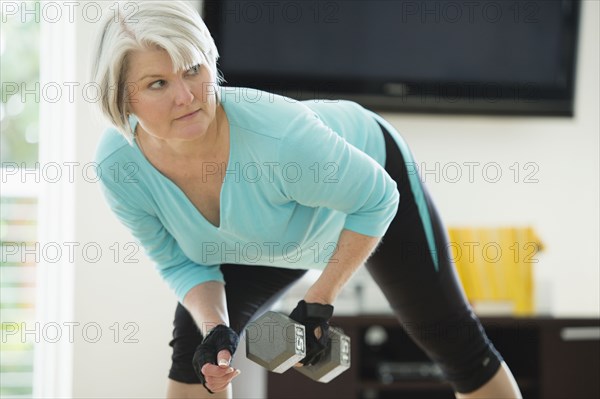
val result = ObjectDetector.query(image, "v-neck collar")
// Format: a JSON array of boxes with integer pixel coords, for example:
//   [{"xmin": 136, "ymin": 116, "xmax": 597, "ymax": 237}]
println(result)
[{"xmin": 128, "ymin": 111, "xmax": 234, "ymax": 232}]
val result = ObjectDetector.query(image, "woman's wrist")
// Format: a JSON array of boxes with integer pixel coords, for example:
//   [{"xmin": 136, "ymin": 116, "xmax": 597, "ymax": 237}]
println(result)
[{"xmin": 303, "ymin": 287, "xmax": 334, "ymax": 305}]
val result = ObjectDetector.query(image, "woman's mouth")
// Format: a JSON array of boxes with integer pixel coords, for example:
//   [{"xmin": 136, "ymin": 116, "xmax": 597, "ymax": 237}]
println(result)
[{"xmin": 175, "ymin": 109, "xmax": 201, "ymax": 120}]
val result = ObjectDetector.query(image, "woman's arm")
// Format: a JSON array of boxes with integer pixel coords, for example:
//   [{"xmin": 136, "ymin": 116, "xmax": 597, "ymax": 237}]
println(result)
[
  {"xmin": 304, "ymin": 229, "xmax": 381, "ymax": 305},
  {"xmin": 183, "ymin": 281, "xmax": 241, "ymax": 394},
  {"xmin": 291, "ymin": 229, "xmax": 380, "ymax": 364},
  {"xmin": 276, "ymin": 110, "xmax": 397, "ymax": 306},
  {"xmin": 182, "ymin": 281, "xmax": 230, "ymax": 335}
]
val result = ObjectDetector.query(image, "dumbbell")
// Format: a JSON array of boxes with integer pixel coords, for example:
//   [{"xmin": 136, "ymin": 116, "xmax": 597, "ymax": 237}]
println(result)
[
  {"xmin": 294, "ymin": 326, "xmax": 351, "ymax": 383},
  {"xmin": 245, "ymin": 310, "xmax": 351, "ymax": 382},
  {"xmin": 245, "ymin": 311, "xmax": 306, "ymax": 373}
]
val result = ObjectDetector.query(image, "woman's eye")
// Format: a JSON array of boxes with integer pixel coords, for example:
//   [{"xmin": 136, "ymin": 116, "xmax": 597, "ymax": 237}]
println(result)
[
  {"xmin": 187, "ymin": 64, "xmax": 200, "ymax": 75},
  {"xmin": 149, "ymin": 80, "xmax": 166, "ymax": 89}
]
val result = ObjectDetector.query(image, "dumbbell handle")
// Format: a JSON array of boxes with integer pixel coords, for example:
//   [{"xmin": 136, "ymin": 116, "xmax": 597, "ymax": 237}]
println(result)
[{"xmin": 295, "ymin": 327, "xmax": 351, "ymax": 383}]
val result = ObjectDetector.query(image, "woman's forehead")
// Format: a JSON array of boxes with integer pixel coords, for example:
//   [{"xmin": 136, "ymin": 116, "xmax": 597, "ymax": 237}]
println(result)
[{"xmin": 127, "ymin": 48, "xmax": 176, "ymax": 80}]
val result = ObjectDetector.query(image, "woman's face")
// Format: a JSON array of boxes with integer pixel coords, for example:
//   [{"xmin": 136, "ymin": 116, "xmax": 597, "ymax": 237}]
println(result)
[{"xmin": 125, "ymin": 47, "xmax": 218, "ymax": 142}]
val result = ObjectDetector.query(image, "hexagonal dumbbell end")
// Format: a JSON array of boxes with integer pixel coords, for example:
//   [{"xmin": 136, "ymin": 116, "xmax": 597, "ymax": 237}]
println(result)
[
  {"xmin": 245, "ymin": 311, "xmax": 306, "ymax": 373},
  {"xmin": 295, "ymin": 326, "xmax": 351, "ymax": 383}
]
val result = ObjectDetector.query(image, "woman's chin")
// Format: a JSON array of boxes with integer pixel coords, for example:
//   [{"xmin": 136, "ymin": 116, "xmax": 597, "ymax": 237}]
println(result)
[{"xmin": 174, "ymin": 121, "xmax": 210, "ymax": 140}]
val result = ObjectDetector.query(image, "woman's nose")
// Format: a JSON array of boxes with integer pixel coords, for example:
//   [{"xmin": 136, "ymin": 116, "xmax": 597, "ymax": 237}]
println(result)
[{"xmin": 173, "ymin": 79, "xmax": 194, "ymax": 106}]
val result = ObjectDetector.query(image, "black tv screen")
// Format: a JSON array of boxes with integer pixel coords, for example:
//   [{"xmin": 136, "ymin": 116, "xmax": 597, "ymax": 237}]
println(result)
[{"xmin": 203, "ymin": 0, "xmax": 581, "ymax": 116}]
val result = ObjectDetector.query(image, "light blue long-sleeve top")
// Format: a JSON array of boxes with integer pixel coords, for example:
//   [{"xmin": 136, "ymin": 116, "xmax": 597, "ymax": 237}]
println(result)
[{"xmin": 95, "ymin": 87, "xmax": 400, "ymax": 302}]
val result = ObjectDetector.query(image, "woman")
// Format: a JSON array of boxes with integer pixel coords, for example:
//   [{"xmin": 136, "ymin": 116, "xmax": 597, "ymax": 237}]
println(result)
[{"xmin": 92, "ymin": 2, "xmax": 522, "ymax": 398}]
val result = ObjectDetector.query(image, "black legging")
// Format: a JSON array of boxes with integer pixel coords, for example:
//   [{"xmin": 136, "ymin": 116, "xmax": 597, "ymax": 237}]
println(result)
[
  {"xmin": 168, "ymin": 120, "xmax": 502, "ymax": 394},
  {"xmin": 367, "ymin": 121, "xmax": 502, "ymax": 392}
]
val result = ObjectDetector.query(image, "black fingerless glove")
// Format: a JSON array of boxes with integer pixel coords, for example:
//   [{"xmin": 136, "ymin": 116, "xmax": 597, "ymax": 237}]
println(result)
[
  {"xmin": 192, "ymin": 325, "xmax": 239, "ymax": 394},
  {"xmin": 289, "ymin": 300, "xmax": 334, "ymax": 366}
]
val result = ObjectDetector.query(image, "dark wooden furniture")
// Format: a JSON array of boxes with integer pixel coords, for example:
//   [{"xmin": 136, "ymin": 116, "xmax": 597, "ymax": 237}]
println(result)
[{"xmin": 267, "ymin": 315, "xmax": 600, "ymax": 398}]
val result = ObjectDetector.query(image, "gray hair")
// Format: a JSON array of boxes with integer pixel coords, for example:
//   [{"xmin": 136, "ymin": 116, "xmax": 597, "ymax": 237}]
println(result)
[{"xmin": 91, "ymin": 1, "xmax": 222, "ymax": 142}]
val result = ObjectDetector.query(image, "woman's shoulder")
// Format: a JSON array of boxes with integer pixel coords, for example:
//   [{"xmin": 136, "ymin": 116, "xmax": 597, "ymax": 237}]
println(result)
[
  {"xmin": 95, "ymin": 126, "xmax": 133, "ymax": 165},
  {"xmin": 220, "ymin": 87, "xmax": 374, "ymax": 131},
  {"xmin": 301, "ymin": 99, "xmax": 374, "ymax": 127},
  {"xmin": 220, "ymin": 86, "xmax": 318, "ymax": 139},
  {"xmin": 93, "ymin": 126, "xmax": 145, "ymax": 193}
]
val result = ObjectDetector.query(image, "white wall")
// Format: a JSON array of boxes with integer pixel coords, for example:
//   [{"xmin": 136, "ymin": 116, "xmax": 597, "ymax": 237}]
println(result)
[{"xmin": 66, "ymin": 1, "xmax": 598, "ymax": 397}]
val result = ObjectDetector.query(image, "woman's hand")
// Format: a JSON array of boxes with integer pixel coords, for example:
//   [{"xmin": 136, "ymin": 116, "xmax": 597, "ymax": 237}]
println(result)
[
  {"xmin": 199, "ymin": 349, "xmax": 241, "ymax": 393},
  {"xmin": 192, "ymin": 325, "xmax": 241, "ymax": 393},
  {"xmin": 289, "ymin": 300, "xmax": 334, "ymax": 367}
]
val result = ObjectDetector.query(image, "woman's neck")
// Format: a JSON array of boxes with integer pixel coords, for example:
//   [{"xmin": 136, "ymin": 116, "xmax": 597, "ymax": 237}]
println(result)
[{"xmin": 136, "ymin": 104, "xmax": 227, "ymax": 163}]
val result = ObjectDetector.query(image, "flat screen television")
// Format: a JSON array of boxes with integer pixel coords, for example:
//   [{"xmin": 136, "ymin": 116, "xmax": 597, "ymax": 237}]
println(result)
[{"xmin": 202, "ymin": 0, "xmax": 581, "ymax": 116}]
